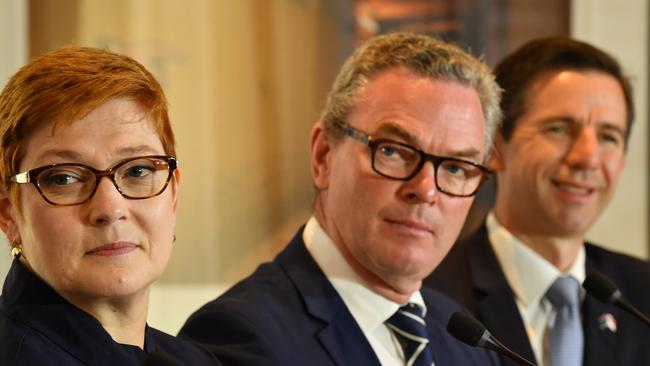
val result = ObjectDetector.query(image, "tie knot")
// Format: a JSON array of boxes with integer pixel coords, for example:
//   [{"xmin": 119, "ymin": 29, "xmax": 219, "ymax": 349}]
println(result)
[
  {"xmin": 546, "ymin": 276, "xmax": 581, "ymax": 308},
  {"xmin": 400, "ymin": 303, "xmax": 425, "ymax": 318},
  {"xmin": 385, "ymin": 303, "xmax": 433, "ymax": 366},
  {"xmin": 386, "ymin": 303, "xmax": 427, "ymax": 333}
]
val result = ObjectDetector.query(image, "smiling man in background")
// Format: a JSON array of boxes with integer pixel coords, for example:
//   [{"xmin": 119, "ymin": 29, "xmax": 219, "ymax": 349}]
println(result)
[{"xmin": 425, "ymin": 37, "xmax": 650, "ymax": 366}]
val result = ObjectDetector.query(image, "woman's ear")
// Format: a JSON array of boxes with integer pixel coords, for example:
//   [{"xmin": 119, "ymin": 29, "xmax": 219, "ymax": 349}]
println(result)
[
  {"xmin": 310, "ymin": 122, "xmax": 332, "ymax": 191},
  {"xmin": 0, "ymin": 187, "xmax": 20, "ymax": 244}
]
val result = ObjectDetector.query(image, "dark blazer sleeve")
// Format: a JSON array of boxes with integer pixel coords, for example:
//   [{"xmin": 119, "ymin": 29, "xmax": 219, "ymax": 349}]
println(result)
[
  {"xmin": 178, "ymin": 261, "xmax": 313, "ymax": 366},
  {"xmin": 178, "ymin": 230, "xmax": 381, "ymax": 366},
  {"xmin": 180, "ymin": 302, "xmax": 278, "ymax": 366},
  {"xmin": 0, "ymin": 319, "xmax": 94, "ymax": 366},
  {"xmin": 0, "ymin": 319, "xmax": 34, "ymax": 366}
]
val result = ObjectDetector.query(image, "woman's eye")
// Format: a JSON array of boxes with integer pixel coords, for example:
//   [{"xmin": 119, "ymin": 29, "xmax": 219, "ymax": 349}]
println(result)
[
  {"xmin": 39, "ymin": 168, "xmax": 86, "ymax": 187},
  {"xmin": 45, "ymin": 174, "xmax": 78, "ymax": 186},
  {"xmin": 125, "ymin": 166, "xmax": 154, "ymax": 178}
]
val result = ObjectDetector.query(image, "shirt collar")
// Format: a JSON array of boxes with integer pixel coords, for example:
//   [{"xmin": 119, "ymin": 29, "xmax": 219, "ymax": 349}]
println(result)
[
  {"xmin": 487, "ymin": 212, "xmax": 586, "ymax": 307},
  {"xmin": 303, "ymin": 216, "xmax": 426, "ymax": 332}
]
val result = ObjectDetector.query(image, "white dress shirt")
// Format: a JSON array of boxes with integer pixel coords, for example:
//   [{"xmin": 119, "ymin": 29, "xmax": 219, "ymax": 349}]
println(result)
[
  {"xmin": 487, "ymin": 213, "xmax": 585, "ymax": 366},
  {"xmin": 303, "ymin": 216, "xmax": 430, "ymax": 366}
]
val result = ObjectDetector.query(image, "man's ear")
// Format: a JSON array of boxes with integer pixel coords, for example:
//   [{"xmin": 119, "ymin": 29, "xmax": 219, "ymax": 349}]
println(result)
[
  {"xmin": 310, "ymin": 122, "xmax": 332, "ymax": 190},
  {"xmin": 0, "ymin": 187, "xmax": 20, "ymax": 244},
  {"xmin": 488, "ymin": 134, "xmax": 506, "ymax": 171}
]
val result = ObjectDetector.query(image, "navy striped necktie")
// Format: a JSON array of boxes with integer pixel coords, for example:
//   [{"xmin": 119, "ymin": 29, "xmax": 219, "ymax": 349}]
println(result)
[{"xmin": 385, "ymin": 303, "xmax": 434, "ymax": 366}]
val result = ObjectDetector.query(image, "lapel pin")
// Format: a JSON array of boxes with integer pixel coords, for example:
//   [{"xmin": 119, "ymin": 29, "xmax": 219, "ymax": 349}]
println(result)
[{"xmin": 597, "ymin": 313, "xmax": 617, "ymax": 333}]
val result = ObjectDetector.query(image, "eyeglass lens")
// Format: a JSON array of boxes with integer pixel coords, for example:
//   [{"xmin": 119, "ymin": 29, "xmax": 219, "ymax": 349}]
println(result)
[
  {"xmin": 373, "ymin": 141, "xmax": 483, "ymax": 196},
  {"xmin": 36, "ymin": 157, "xmax": 173, "ymax": 205}
]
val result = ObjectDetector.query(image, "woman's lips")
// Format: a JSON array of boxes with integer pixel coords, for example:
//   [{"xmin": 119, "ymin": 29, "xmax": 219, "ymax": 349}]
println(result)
[{"xmin": 86, "ymin": 242, "xmax": 138, "ymax": 256}]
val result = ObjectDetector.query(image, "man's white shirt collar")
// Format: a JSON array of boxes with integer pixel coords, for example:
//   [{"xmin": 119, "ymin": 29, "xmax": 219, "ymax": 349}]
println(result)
[
  {"xmin": 303, "ymin": 216, "xmax": 427, "ymax": 365},
  {"xmin": 487, "ymin": 212, "xmax": 586, "ymax": 307},
  {"xmin": 487, "ymin": 212, "xmax": 585, "ymax": 365},
  {"xmin": 303, "ymin": 216, "xmax": 426, "ymax": 333}
]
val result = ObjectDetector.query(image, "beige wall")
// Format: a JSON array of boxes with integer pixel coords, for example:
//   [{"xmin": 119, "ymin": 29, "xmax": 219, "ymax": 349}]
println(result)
[
  {"xmin": 572, "ymin": 0, "xmax": 649, "ymax": 259},
  {"xmin": 0, "ymin": 0, "xmax": 27, "ymax": 281},
  {"xmin": 68, "ymin": 0, "xmax": 353, "ymax": 286}
]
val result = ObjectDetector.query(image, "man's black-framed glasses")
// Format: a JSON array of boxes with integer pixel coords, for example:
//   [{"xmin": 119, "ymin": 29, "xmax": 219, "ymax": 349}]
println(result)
[
  {"xmin": 334, "ymin": 120, "xmax": 491, "ymax": 197},
  {"xmin": 10, "ymin": 155, "xmax": 178, "ymax": 206}
]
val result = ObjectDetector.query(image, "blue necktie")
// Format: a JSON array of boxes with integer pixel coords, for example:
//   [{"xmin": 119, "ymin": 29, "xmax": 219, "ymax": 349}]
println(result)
[
  {"xmin": 546, "ymin": 276, "xmax": 584, "ymax": 366},
  {"xmin": 385, "ymin": 303, "xmax": 434, "ymax": 366}
]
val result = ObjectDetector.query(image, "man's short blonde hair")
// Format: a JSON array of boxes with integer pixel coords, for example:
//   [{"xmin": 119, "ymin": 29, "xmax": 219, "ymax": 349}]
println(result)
[{"xmin": 320, "ymin": 32, "xmax": 501, "ymax": 161}]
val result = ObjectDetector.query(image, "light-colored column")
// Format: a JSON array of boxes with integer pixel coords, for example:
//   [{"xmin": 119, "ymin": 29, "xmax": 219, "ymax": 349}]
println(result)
[
  {"xmin": 572, "ymin": 0, "xmax": 649, "ymax": 259},
  {"xmin": 0, "ymin": 0, "xmax": 28, "ymax": 281}
]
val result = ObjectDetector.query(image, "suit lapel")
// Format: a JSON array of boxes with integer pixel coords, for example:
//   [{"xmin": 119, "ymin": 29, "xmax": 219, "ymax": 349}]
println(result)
[
  {"xmin": 468, "ymin": 227, "xmax": 538, "ymax": 366},
  {"xmin": 462, "ymin": 230, "xmax": 637, "ymax": 366},
  {"xmin": 582, "ymin": 295, "xmax": 620, "ymax": 365},
  {"xmin": 582, "ymin": 249, "xmax": 620, "ymax": 366},
  {"xmin": 316, "ymin": 318, "xmax": 382, "ymax": 366},
  {"xmin": 276, "ymin": 230, "xmax": 382, "ymax": 366},
  {"xmin": 424, "ymin": 317, "xmax": 454, "ymax": 365}
]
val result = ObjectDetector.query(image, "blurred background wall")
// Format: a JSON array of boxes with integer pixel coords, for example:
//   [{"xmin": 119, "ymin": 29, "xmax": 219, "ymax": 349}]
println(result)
[{"xmin": 0, "ymin": 0, "xmax": 647, "ymax": 334}]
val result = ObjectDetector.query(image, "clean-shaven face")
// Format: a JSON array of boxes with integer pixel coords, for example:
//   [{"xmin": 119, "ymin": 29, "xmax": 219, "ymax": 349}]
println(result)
[
  {"xmin": 317, "ymin": 67, "xmax": 486, "ymax": 290},
  {"xmin": 494, "ymin": 70, "xmax": 627, "ymax": 238},
  {"xmin": 10, "ymin": 97, "xmax": 179, "ymax": 302}
]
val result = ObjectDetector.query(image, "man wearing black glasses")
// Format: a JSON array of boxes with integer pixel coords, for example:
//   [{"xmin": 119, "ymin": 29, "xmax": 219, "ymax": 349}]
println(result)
[
  {"xmin": 179, "ymin": 32, "xmax": 502, "ymax": 366},
  {"xmin": 425, "ymin": 37, "xmax": 650, "ymax": 366}
]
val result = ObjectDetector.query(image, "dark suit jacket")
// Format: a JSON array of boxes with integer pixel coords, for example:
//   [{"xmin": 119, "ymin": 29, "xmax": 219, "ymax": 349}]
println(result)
[
  {"xmin": 179, "ymin": 228, "xmax": 501, "ymax": 366},
  {"xmin": 424, "ymin": 224, "xmax": 650, "ymax": 366},
  {"xmin": 0, "ymin": 259, "xmax": 220, "ymax": 366}
]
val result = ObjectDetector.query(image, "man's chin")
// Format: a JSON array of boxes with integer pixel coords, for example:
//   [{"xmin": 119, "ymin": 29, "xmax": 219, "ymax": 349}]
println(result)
[
  {"xmin": 377, "ymin": 252, "xmax": 433, "ymax": 280},
  {"xmin": 550, "ymin": 213, "xmax": 598, "ymax": 237}
]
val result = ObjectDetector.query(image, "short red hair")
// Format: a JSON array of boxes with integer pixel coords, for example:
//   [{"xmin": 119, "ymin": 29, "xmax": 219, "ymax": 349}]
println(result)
[{"xmin": 0, "ymin": 46, "xmax": 174, "ymax": 202}]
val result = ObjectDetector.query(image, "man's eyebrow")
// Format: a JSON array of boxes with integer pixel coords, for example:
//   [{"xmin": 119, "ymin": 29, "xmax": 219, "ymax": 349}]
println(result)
[
  {"xmin": 372, "ymin": 122, "xmax": 418, "ymax": 145},
  {"xmin": 598, "ymin": 122, "xmax": 627, "ymax": 137},
  {"xmin": 371, "ymin": 122, "xmax": 483, "ymax": 161},
  {"xmin": 539, "ymin": 116, "xmax": 580, "ymax": 125},
  {"xmin": 451, "ymin": 147, "xmax": 483, "ymax": 161},
  {"xmin": 541, "ymin": 116, "xmax": 627, "ymax": 136}
]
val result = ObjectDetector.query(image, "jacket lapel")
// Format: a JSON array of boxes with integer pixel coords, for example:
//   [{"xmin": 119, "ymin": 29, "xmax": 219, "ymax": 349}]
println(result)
[
  {"xmin": 276, "ymin": 229, "xmax": 382, "ymax": 366},
  {"xmin": 582, "ymin": 249, "xmax": 620, "ymax": 366},
  {"xmin": 424, "ymin": 318, "xmax": 454, "ymax": 365},
  {"xmin": 468, "ymin": 227, "xmax": 538, "ymax": 366},
  {"xmin": 582, "ymin": 295, "xmax": 620, "ymax": 365}
]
